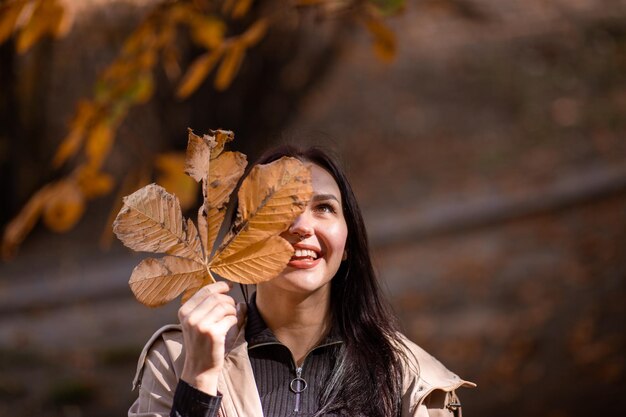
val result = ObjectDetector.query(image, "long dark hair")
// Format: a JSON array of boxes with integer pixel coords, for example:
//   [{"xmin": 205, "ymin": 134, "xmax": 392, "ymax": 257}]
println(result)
[{"xmin": 248, "ymin": 145, "xmax": 407, "ymax": 417}]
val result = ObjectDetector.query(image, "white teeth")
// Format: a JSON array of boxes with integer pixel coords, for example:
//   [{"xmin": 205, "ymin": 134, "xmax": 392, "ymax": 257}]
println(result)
[{"xmin": 294, "ymin": 249, "xmax": 318, "ymax": 259}]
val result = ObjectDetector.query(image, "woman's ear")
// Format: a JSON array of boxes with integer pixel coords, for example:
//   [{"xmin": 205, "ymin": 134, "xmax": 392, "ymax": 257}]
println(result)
[{"xmin": 342, "ymin": 250, "xmax": 348, "ymax": 261}]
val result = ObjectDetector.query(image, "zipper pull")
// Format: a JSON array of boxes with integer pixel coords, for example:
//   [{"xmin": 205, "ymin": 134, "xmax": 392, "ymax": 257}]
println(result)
[{"xmin": 290, "ymin": 366, "xmax": 307, "ymax": 412}]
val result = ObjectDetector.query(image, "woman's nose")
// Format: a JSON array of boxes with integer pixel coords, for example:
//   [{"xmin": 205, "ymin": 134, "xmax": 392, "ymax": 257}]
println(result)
[{"xmin": 288, "ymin": 212, "xmax": 314, "ymax": 240}]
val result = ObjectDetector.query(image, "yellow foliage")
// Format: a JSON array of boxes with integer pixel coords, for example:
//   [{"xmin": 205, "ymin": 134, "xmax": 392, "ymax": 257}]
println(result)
[
  {"xmin": 176, "ymin": 48, "xmax": 224, "ymax": 99},
  {"xmin": 0, "ymin": 0, "xmax": 27, "ymax": 44},
  {"xmin": 85, "ymin": 120, "xmax": 113, "ymax": 170},
  {"xmin": 53, "ymin": 100, "xmax": 97, "ymax": 168},
  {"xmin": 241, "ymin": 18, "xmax": 268, "ymax": 47},
  {"xmin": 2, "ymin": 164, "xmax": 110, "ymax": 260},
  {"xmin": 214, "ymin": 42, "xmax": 246, "ymax": 91},
  {"xmin": 76, "ymin": 165, "xmax": 114, "ymax": 199},
  {"xmin": 2, "ymin": 183, "xmax": 55, "ymax": 260},
  {"xmin": 16, "ymin": 0, "xmax": 66, "ymax": 54},
  {"xmin": 364, "ymin": 16, "xmax": 396, "ymax": 63},
  {"xmin": 189, "ymin": 15, "xmax": 226, "ymax": 49},
  {"xmin": 154, "ymin": 152, "xmax": 199, "ymax": 211},
  {"xmin": 232, "ymin": 0, "xmax": 254, "ymax": 19},
  {"xmin": 130, "ymin": 73, "xmax": 154, "ymax": 104},
  {"xmin": 136, "ymin": 48, "xmax": 158, "ymax": 71},
  {"xmin": 121, "ymin": 21, "xmax": 154, "ymax": 56},
  {"xmin": 42, "ymin": 179, "xmax": 85, "ymax": 233}
]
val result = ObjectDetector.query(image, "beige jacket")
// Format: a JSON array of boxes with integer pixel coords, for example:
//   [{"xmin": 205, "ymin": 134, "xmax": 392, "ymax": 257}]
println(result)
[{"xmin": 129, "ymin": 321, "xmax": 475, "ymax": 417}]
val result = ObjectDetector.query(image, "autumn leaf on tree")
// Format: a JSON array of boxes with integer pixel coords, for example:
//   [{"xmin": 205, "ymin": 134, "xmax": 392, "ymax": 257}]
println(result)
[{"xmin": 113, "ymin": 128, "xmax": 312, "ymax": 307}]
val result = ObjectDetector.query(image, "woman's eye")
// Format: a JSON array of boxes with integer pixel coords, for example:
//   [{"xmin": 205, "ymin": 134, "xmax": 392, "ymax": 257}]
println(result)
[{"xmin": 315, "ymin": 203, "xmax": 336, "ymax": 214}]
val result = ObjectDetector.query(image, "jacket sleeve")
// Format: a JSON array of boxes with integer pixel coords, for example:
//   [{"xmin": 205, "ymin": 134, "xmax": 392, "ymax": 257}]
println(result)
[
  {"xmin": 128, "ymin": 336, "xmax": 179, "ymax": 417},
  {"xmin": 128, "ymin": 328, "xmax": 223, "ymax": 417},
  {"xmin": 170, "ymin": 380, "xmax": 222, "ymax": 417}
]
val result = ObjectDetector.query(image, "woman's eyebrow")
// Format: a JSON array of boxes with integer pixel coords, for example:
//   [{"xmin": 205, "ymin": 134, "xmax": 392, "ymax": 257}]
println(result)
[{"xmin": 312, "ymin": 193, "xmax": 340, "ymax": 203}]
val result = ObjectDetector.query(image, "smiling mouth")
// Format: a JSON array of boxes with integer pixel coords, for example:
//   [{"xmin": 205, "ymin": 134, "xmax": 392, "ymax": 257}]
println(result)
[
  {"xmin": 291, "ymin": 249, "xmax": 319, "ymax": 261},
  {"xmin": 288, "ymin": 248, "xmax": 321, "ymax": 269}
]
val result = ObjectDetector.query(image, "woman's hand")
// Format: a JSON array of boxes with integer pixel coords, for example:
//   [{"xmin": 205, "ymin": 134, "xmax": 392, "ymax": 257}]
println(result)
[{"xmin": 178, "ymin": 281, "xmax": 245, "ymax": 395}]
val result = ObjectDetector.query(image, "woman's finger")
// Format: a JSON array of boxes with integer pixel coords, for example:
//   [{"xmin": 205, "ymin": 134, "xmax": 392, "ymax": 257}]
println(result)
[
  {"xmin": 182, "ymin": 293, "xmax": 235, "ymax": 322},
  {"xmin": 188, "ymin": 302, "xmax": 237, "ymax": 331},
  {"xmin": 178, "ymin": 281, "xmax": 232, "ymax": 319},
  {"xmin": 209, "ymin": 314, "xmax": 240, "ymax": 340}
]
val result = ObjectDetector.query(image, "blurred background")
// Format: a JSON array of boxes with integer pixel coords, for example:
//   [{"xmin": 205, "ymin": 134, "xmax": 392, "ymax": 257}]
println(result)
[{"xmin": 1, "ymin": 0, "xmax": 625, "ymax": 416}]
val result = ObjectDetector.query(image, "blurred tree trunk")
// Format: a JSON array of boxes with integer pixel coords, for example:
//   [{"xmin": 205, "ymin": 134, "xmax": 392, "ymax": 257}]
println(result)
[
  {"xmin": 0, "ymin": 39, "xmax": 17, "ymax": 226},
  {"xmin": 1, "ymin": 38, "xmax": 55, "ymax": 226}
]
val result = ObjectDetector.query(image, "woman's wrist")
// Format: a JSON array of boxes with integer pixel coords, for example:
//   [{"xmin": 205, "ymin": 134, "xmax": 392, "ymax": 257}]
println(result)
[{"xmin": 181, "ymin": 369, "xmax": 220, "ymax": 396}]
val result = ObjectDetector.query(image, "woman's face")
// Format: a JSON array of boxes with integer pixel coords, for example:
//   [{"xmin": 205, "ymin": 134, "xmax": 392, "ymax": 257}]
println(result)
[{"xmin": 259, "ymin": 163, "xmax": 348, "ymax": 296}]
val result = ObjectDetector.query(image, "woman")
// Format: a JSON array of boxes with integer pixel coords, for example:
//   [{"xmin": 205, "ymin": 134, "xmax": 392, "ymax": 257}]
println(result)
[{"xmin": 129, "ymin": 146, "xmax": 475, "ymax": 417}]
